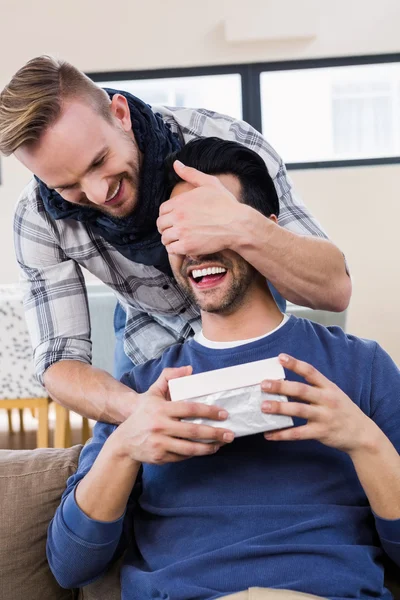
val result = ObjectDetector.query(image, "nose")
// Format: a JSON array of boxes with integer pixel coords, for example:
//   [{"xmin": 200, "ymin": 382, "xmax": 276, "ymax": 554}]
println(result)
[{"xmin": 82, "ymin": 174, "xmax": 109, "ymax": 205}]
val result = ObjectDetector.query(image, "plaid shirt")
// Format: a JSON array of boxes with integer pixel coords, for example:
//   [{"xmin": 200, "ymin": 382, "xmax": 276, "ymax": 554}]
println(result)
[{"xmin": 14, "ymin": 105, "xmax": 328, "ymax": 384}]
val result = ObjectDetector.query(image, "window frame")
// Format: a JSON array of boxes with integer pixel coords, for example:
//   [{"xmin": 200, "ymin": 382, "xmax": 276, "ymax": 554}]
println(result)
[{"xmin": 88, "ymin": 53, "xmax": 400, "ymax": 170}]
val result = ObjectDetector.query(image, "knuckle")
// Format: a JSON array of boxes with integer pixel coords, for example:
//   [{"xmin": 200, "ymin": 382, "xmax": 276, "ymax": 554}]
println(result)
[
  {"xmin": 184, "ymin": 402, "xmax": 198, "ymax": 417},
  {"xmin": 152, "ymin": 453, "xmax": 165, "ymax": 464},
  {"xmin": 302, "ymin": 364, "xmax": 315, "ymax": 379},
  {"xmin": 149, "ymin": 421, "xmax": 163, "ymax": 434},
  {"xmin": 150, "ymin": 437, "xmax": 161, "ymax": 451},
  {"xmin": 205, "ymin": 405, "xmax": 219, "ymax": 418},
  {"xmin": 327, "ymin": 394, "xmax": 340, "ymax": 409},
  {"xmin": 187, "ymin": 424, "xmax": 200, "ymax": 439},
  {"xmin": 295, "ymin": 383, "xmax": 308, "ymax": 397},
  {"xmin": 188, "ymin": 443, "xmax": 202, "ymax": 456},
  {"xmin": 291, "ymin": 427, "xmax": 302, "ymax": 440},
  {"xmin": 216, "ymin": 428, "xmax": 228, "ymax": 441}
]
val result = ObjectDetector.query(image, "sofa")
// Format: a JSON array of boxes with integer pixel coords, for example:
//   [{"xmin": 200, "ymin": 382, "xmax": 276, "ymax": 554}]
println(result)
[{"xmin": 0, "ymin": 444, "xmax": 399, "ymax": 600}]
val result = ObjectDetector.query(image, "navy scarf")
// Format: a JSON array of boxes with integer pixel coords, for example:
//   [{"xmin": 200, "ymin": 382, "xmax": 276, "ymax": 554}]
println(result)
[{"xmin": 36, "ymin": 90, "xmax": 182, "ymax": 274}]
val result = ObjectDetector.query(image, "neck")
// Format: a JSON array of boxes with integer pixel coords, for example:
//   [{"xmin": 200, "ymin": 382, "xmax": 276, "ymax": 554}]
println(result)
[{"xmin": 200, "ymin": 281, "xmax": 284, "ymax": 343}]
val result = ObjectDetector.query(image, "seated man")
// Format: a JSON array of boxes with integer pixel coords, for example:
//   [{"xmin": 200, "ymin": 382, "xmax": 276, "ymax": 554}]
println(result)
[{"xmin": 47, "ymin": 138, "xmax": 400, "ymax": 600}]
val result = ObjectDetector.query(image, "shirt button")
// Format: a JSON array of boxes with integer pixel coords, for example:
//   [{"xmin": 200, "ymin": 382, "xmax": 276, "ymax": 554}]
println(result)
[
  {"xmin": 180, "ymin": 308, "xmax": 186, "ymax": 314},
  {"xmin": 162, "ymin": 284, "xmax": 169, "ymax": 290}
]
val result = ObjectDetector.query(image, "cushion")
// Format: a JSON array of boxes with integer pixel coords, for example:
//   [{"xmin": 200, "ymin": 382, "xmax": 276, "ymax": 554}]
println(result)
[
  {"xmin": 0, "ymin": 445, "xmax": 82, "ymax": 600},
  {"xmin": 79, "ymin": 557, "xmax": 122, "ymax": 600}
]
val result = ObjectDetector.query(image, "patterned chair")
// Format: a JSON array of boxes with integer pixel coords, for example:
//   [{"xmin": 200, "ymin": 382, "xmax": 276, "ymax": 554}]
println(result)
[{"xmin": 0, "ymin": 286, "xmax": 50, "ymax": 447}]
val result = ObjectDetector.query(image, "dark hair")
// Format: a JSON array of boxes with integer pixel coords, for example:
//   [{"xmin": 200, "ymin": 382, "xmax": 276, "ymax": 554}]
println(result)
[{"xmin": 165, "ymin": 137, "xmax": 279, "ymax": 217}]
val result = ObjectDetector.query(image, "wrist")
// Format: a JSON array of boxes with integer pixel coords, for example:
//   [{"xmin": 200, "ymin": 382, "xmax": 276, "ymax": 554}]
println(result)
[
  {"xmin": 232, "ymin": 204, "xmax": 273, "ymax": 253},
  {"xmin": 103, "ymin": 431, "xmax": 141, "ymax": 470},
  {"xmin": 103, "ymin": 388, "xmax": 139, "ymax": 425},
  {"xmin": 348, "ymin": 420, "xmax": 386, "ymax": 460}
]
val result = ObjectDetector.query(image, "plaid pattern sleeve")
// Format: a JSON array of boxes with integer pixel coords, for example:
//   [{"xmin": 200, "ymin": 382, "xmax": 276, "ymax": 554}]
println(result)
[
  {"xmin": 13, "ymin": 181, "xmax": 92, "ymax": 384},
  {"xmin": 159, "ymin": 106, "xmax": 328, "ymax": 238}
]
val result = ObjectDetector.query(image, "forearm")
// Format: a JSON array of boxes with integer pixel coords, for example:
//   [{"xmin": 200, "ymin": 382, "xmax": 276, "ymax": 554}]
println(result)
[
  {"xmin": 350, "ymin": 427, "xmax": 400, "ymax": 520},
  {"xmin": 46, "ymin": 423, "xmax": 138, "ymax": 588},
  {"xmin": 43, "ymin": 360, "xmax": 137, "ymax": 423},
  {"xmin": 234, "ymin": 207, "xmax": 351, "ymax": 311},
  {"xmin": 75, "ymin": 434, "xmax": 141, "ymax": 522}
]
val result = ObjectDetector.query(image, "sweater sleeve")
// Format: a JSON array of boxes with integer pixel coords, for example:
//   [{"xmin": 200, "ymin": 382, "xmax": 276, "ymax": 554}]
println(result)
[
  {"xmin": 373, "ymin": 512, "xmax": 400, "ymax": 566},
  {"xmin": 368, "ymin": 343, "xmax": 400, "ymax": 565},
  {"xmin": 47, "ymin": 422, "xmax": 128, "ymax": 589}
]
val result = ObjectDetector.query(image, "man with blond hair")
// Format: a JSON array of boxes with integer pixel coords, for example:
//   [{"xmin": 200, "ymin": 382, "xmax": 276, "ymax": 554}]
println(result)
[{"xmin": 0, "ymin": 56, "xmax": 351, "ymax": 423}]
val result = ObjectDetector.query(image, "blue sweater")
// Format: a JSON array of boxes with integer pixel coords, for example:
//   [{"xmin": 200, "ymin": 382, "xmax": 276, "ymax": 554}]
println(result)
[{"xmin": 47, "ymin": 316, "xmax": 400, "ymax": 600}]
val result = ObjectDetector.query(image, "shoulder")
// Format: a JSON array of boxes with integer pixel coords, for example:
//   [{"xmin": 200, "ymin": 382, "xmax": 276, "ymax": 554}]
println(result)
[
  {"xmin": 154, "ymin": 105, "xmax": 282, "ymax": 178},
  {"xmin": 295, "ymin": 317, "xmax": 378, "ymax": 356},
  {"xmin": 121, "ymin": 341, "xmax": 192, "ymax": 393},
  {"xmin": 14, "ymin": 178, "xmax": 62, "ymax": 238},
  {"xmin": 15, "ymin": 178, "xmax": 47, "ymax": 219},
  {"xmin": 289, "ymin": 317, "xmax": 381, "ymax": 381}
]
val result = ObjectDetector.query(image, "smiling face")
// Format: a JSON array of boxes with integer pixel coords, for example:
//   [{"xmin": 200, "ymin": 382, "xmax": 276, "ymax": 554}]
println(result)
[
  {"xmin": 15, "ymin": 95, "xmax": 141, "ymax": 219},
  {"xmin": 168, "ymin": 174, "xmax": 263, "ymax": 315},
  {"xmin": 172, "ymin": 249, "xmax": 259, "ymax": 315}
]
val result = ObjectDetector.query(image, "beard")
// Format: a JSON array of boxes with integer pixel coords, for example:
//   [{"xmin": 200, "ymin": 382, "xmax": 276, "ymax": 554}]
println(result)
[
  {"xmin": 86, "ymin": 133, "xmax": 141, "ymax": 220},
  {"xmin": 177, "ymin": 253, "xmax": 258, "ymax": 315},
  {"xmin": 97, "ymin": 168, "xmax": 141, "ymax": 221}
]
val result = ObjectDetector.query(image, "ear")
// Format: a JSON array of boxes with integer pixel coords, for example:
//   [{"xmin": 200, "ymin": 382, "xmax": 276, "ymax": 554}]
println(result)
[
  {"xmin": 110, "ymin": 94, "xmax": 132, "ymax": 132},
  {"xmin": 268, "ymin": 214, "xmax": 278, "ymax": 224}
]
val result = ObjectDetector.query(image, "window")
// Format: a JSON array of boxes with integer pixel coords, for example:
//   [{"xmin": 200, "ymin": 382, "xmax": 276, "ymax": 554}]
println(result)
[
  {"xmin": 91, "ymin": 55, "xmax": 400, "ymax": 168},
  {"xmin": 96, "ymin": 74, "xmax": 243, "ymax": 121},
  {"xmin": 260, "ymin": 62, "xmax": 400, "ymax": 163}
]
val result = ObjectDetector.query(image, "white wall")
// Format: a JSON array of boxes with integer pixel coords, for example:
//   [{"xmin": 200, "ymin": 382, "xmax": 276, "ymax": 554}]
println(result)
[
  {"xmin": 290, "ymin": 165, "xmax": 400, "ymax": 364},
  {"xmin": 0, "ymin": 0, "xmax": 399, "ymax": 363}
]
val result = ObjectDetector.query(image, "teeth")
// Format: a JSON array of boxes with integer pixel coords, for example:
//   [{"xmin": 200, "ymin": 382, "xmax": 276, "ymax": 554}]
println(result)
[
  {"xmin": 107, "ymin": 180, "xmax": 121, "ymax": 201},
  {"xmin": 192, "ymin": 267, "xmax": 226, "ymax": 279}
]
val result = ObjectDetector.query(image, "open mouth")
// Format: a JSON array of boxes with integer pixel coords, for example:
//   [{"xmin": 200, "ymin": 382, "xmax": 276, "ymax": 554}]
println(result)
[
  {"xmin": 105, "ymin": 179, "xmax": 124, "ymax": 205},
  {"xmin": 189, "ymin": 266, "xmax": 228, "ymax": 289}
]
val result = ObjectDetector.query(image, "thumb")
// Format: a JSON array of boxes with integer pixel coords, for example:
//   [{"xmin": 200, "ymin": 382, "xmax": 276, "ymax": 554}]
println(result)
[
  {"xmin": 149, "ymin": 365, "xmax": 193, "ymax": 399},
  {"xmin": 173, "ymin": 160, "xmax": 220, "ymax": 189}
]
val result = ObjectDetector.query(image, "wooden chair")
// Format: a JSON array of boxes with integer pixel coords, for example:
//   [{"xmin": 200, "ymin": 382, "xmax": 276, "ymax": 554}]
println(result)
[
  {"xmin": 53, "ymin": 403, "xmax": 92, "ymax": 448},
  {"xmin": 4, "ymin": 399, "xmax": 50, "ymax": 447}
]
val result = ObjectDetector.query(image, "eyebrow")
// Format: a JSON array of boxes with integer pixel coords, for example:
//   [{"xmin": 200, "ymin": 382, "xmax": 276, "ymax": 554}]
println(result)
[{"xmin": 49, "ymin": 147, "xmax": 109, "ymax": 189}]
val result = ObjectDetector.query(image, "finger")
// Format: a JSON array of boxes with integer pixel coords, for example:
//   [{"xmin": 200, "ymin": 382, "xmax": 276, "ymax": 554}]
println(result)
[
  {"xmin": 264, "ymin": 423, "xmax": 319, "ymax": 442},
  {"xmin": 169, "ymin": 400, "xmax": 229, "ymax": 422},
  {"xmin": 159, "ymin": 199, "xmax": 174, "ymax": 217},
  {"xmin": 150, "ymin": 366, "xmax": 193, "ymax": 397},
  {"xmin": 261, "ymin": 380, "xmax": 321, "ymax": 405},
  {"xmin": 164, "ymin": 240, "xmax": 185, "ymax": 254},
  {"xmin": 161, "ymin": 228, "xmax": 180, "ymax": 247},
  {"xmin": 173, "ymin": 161, "xmax": 221, "ymax": 189},
  {"xmin": 261, "ymin": 400, "xmax": 317, "ymax": 420},
  {"xmin": 155, "ymin": 451, "xmax": 207, "ymax": 464},
  {"xmin": 145, "ymin": 434, "xmax": 220, "ymax": 464},
  {"xmin": 278, "ymin": 354, "xmax": 335, "ymax": 389},
  {"xmin": 166, "ymin": 436, "xmax": 221, "ymax": 458},
  {"xmin": 156, "ymin": 213, "xmax": 175, "ymax": 233},
  {"xmin": 167, "ymin": 420, "xmax": 235, "ymax": 444}
]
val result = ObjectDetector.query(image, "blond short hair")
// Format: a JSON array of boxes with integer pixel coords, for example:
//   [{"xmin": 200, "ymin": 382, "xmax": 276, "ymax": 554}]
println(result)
[{"xmin": 0, "ymin": 55, "xmax": 111, "ymax": 156}]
